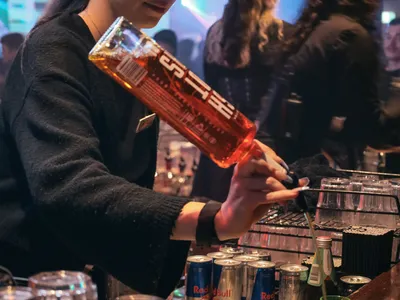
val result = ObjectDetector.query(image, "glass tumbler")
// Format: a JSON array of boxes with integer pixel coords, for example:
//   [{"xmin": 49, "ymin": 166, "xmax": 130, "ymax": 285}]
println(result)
[
  {"xmin": 358, "ymin": 181, "xmax": 395, "ymax": 228},
  {"xmin": 349, "ymin": 175, "xmax": 378, "ymax": 209},
  {"xmin": 316, "ymin": 178, "xmax": 352, "ymax": 227},
  {"xmin": 28, "ymin": 271, "xmax": 97, "ymax": 300}
]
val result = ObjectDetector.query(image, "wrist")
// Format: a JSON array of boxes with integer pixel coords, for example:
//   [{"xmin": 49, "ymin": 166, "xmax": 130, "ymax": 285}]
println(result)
[
  {"xmin": 172, "ymin": 202, "xmax": 206, "ymax": 241},
  {"xmin": 214, "ymin": 205, "xmax": 234, "ymax": 241}
]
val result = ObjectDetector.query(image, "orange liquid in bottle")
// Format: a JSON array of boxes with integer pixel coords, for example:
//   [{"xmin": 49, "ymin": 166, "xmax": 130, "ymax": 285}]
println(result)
[{"xmin": 89, "ymin": 17, "xmax": 260, "ymax": 168}]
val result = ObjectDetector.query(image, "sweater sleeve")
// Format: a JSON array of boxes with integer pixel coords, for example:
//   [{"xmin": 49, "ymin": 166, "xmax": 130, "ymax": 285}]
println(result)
[{"xmin": 8, "ymin": 30, "xmax": 190, "ymax": 296}]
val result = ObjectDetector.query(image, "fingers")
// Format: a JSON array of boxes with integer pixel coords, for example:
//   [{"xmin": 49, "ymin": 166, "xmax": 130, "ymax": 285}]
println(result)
[
  {"xmin": 238, "ymin": 176, "xmax": 286, "ymax": 192},
  {"xmin": 235, "ymin": 156, "xmax": 268, "ymax": 177},
  {"xmin": 264, "ymin": 188, "xmax": 303, "ymax": 204},
  {"xmin": 245, "ymin": 188, "xmax": 302, "ymax": 206},
  {"xmin": 253, "ymin": 140, "xmax": 290, "ymax": 172},
  {"xmin": 253, "ymin": 140, "xmax": 278, "ymax": 159},
  {"xmin": 299, "ymin": 177, "xmax": 310, "ymax": 187},
  {"xmin": 234, "ymin": 156, "xmax": 287, "ymax": 180}
]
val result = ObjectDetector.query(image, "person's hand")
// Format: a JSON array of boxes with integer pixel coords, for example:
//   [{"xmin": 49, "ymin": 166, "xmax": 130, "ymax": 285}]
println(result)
[{"xmin": 214, "ymin": 141, "xmax": 307, "ymax": 241}]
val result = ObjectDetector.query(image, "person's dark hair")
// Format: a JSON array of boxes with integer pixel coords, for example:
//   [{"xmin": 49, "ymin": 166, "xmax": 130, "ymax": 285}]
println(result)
[
  {"xmin": 278, "ymin": 0, "xmax": 379, "ymax": 65},
  {"xmin": 153, "ymin": 30, "xmax": 177, "ymax": 53},
  {"xmin": 221, "ymin": 0, "xmax": 283, "ymax": 68},
  {"xmin": 35, "ymin": 0, "xmax": 89, "ymax": 29},
  {"xmin": 389, "ymin": 18, "xmax": 400, "ymax": 26},
  {"xmin": 1, "ymin": 33, "xmax": 24, "ymax": 51},
  {"xmin": 178, "ymin": 39, "xmax": 195, "ymax": 58}
]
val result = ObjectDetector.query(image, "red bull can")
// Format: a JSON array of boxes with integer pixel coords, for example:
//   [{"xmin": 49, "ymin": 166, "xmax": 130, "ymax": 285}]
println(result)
[
  {"xmin": 207, "ymin": 252, "xmax": 234, "ymax": 292},
  {"xmin": 279, "ymin": 264, "xmax": 308, "ymax": 300},
  {"xmin": 206, "ymin": 252, "xmax": 234, "ymax": 262},
  {"xmin": 219, "ymin": 245, "xmax": 244, "ymax": 256},
  {"xmin": 246, "ymin": 250, "xmax": 272, "ymax": 262},
  {"xmin": 247, "ymin": 261, "xmax": 276, "ymax": 300},
  {"xmin": 186, "ymin": 255, "xmax": 212, "ymax": 300},
  {"xmin": 213, "ymin": 259, "xmax": 242, "ymax": 300},
  {"xmin": 233, "ymin": 255, "xmax": 260, "ymax": 300},
  {"xmin": 339, "ymin": 276, "xmax": 371, "ymax": 296}
]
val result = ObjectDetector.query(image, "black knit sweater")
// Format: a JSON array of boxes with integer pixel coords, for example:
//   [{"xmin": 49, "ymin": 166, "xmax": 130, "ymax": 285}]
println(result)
[{"xmin": 0, "ymin": 13, "xmax": 190, "ymax": 298}]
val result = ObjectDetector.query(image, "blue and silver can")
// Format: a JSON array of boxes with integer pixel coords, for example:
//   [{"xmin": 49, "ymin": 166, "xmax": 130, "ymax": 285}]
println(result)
[
  {"xmin": 213, "ymin": 259, "xmax": 242, "ymax": 300},
  {"xmin": 247, "ymin": 261, "xmax": 276, "ymax": 300},
  {"xmin": 246, "ymin": 250, "xmax": 272, "ymax": 262},
  {"xmin": 186, "ymin": 255, "xmax": 212, "ymax": 300},
  {"xmin": 219, "ymin": 245, "xmax": 244, "ymax": 256},
  {"xmin": 233, "ymin": 255, "xmax": 260, "ymax": 300},
  {"xmin": 206, "ymin": 252, "xmax": 234, "ymax": 262}
]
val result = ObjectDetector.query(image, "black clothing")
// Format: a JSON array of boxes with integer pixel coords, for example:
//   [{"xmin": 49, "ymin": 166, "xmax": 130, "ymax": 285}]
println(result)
[
  {"xmin": 0, "ymin": 59, "xmax": 11, "ymax": 95},
  {"xmin": 263, "ymin": 15, "xmax": 399, "ymax": 165},
  {"xmin": 0, "ymin": 13, "xmax": 190, "ymax": 297},
  {"xmin": 288, "ymin": 154, "xmax": 351, "ymax": 210},
  {"xmin": 191, "ymin": 20, "xmax": 293, "ymax": 202},
  {"xmin": 203, "ymin": 20, "xmax": 294, "ymax": 124},
  {"xmin": 381, "ymin": 69, "xmax": 400, "ymax": 173}
]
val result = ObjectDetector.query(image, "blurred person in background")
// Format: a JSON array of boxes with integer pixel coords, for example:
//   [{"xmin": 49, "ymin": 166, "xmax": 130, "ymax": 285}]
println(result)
[
  {"xmin": 385, "ymin": 18, "xmax": 400, "ymax": 76},
  {"xmin": 191, "ymin": 0, "xmax": 294, "ymax": 202},
  {"xmin": 191, "ymin": 39, "xmax": 205, "ymax": 79},
  {"xmin": 153, "ymin": 29, "xmax": 177, "ymax": 56},
  {"xmin": 258, "ymin": 0, "xmax": 400, "ymax": 168},
  {"xmin": 177, "ymin": 38, "xmax": 195, "ymax": 71},
  {"xmin": 382, "ymin": 18, "xmax": 400, "ymax": 173},
  {"xmin": 0, "ymin": 33, "xmax": 24, "ymax": 95},
  {"xmin": 0, "ymin": 0, "xmax": 303, "ymax": 297}
]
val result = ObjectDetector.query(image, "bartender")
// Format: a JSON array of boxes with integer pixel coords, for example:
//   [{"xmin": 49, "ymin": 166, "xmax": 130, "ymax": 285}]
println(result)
[{"xmin": 0, "ymin": 0, "xmax": 304, "ymax": 298}]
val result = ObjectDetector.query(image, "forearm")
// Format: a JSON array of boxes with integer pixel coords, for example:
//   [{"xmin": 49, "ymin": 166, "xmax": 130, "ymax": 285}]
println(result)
[
  {"xmin": 171, "ymin": 200, "xmax": 234, "ymax": 242},
  {"xmin": 171, "ymin": 201, "xmax": 205, "ymax": 241}
]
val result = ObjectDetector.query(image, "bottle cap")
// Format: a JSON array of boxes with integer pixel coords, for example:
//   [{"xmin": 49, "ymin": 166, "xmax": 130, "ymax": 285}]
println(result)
[{"xmin": 316, "ymin": 236, "xmax": 332, "ymax": 248}]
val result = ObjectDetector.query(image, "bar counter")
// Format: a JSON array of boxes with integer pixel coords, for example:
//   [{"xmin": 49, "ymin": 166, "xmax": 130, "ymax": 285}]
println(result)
[{"xmin": 350, "ymin": 262, "xmax": 400, "ymax": 300}]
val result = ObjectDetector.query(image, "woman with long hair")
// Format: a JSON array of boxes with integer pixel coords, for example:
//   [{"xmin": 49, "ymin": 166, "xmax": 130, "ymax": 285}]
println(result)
[
  {"xmin": 192, "ymin": 0, "xmax": 294, "ymax": 202},
  {"xmin": 0, "ymin": 0, "xmax": 303, "ymax": 296},
  {"xmin": 258, "ymin": 0, "xmax": 400, "ymax": 168}
]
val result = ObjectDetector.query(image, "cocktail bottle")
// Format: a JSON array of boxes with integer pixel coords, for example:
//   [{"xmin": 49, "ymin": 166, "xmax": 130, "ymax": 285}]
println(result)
[{"xmin": 89, "ymin": 17, "xmax": 290, "ymax": 177}]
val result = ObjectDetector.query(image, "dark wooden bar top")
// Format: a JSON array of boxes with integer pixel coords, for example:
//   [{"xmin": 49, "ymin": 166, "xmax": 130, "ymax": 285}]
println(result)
[{"xmin": 350, "ymin": 262, "xmax": 400, "ymax": 300}]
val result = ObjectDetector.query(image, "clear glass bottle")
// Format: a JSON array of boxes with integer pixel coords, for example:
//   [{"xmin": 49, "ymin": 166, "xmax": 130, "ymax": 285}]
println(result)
[{"xmin": 89, "ymin": 17, "xmax": 286, "ymax": 173}]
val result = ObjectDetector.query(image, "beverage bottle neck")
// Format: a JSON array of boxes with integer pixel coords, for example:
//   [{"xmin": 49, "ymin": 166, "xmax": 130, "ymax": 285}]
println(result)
[{"xmin": 308, "ymin": 238, "xmax": 337, "ymax": 287}]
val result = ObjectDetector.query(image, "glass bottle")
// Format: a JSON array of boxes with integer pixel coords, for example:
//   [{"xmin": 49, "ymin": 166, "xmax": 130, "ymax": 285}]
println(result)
[
  {"xmin": 88, "ymin": 17, "xmax": 287, "ymax": 174},
  {"xmin": 306, "ymin": 236, "xmax": 338, "ymax": 299}
]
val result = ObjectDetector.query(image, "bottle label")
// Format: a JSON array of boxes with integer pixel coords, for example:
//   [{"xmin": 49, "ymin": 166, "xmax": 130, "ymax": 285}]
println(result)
[
  {"xmin": 308, "ymin": 263, "xmax": 322, "ymax": 286},
  {"xmin": 308, "ymin": 249, "xmax": 337, "ymax": 287},
  {"xmin": 117, "ymin": 55, "xmax": 148, "ymax": 86},
  {"xmin": 323, "ymin": 248, "xmax": 332, "ymax": 276},
  {"xmin": 116, "ymin": 40, "xmax": 237, "ymax": 121}
]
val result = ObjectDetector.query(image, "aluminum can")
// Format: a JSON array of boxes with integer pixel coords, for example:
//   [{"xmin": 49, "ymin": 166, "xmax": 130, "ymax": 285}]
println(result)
[
  {"xmin": 219, "ymin": 245, "xmax": 244, "ymax": 256},
  {"xmin": 246, "ymin": 250, "xmax": 272, "ymax": 262},
  {"xmin": 233, "ymin": 255, "xmax": 260, "ymax": 300},
  {"xmin": 279, "ymin": 264, "xmax": 308, "ymax": 300},
  {"xmin": 185, "ymin": 255, "xmax": 212, "ymax": 300},
  {"xmin": 0, "ymin": 287, "xmax": 35, "ymax": 300},
  {"xmin": 207, "ymin": 252, "xmax": 234, "ymax": 293},
  {"xmin": 28, "ymin": 271, "xmax": 97, "ymax": 299},
  {"xmin": 206, "ymin": 252, "xmax": 234, "ymax": 262},
  {"xmin": 213, "ymin": 259, "xmax": 242, "ymax": 300},
  {"xmin": 247, "ymin": 261, "xmax": 276, "ymax": 300},
  {"xmin": 339, "ymin": 276, "xmax": 371, "ymax": 296}
]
